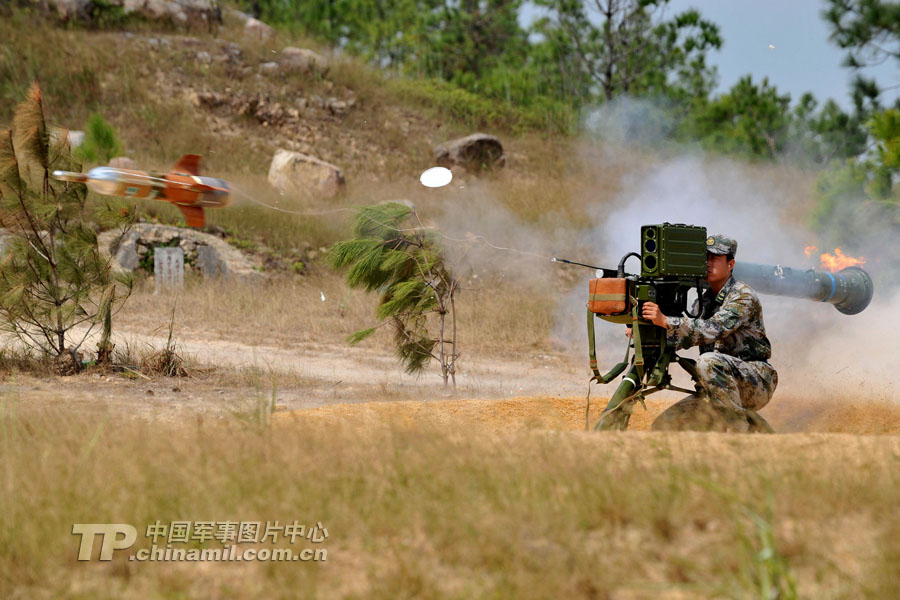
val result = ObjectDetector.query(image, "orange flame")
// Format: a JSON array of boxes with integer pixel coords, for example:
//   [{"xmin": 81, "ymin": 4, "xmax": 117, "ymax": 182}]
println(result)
[
  {"xmin": 819, "ymin": 248, "xmax": 866, "ymax": 272},
  {"xmin": 804, "ymin": 245, "xmax": 818, "ymax": 258}
]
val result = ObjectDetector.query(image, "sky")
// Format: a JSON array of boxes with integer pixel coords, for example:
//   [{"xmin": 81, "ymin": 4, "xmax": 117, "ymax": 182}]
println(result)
[
  {"xmin": 524, "ymin": 0, "xmax": 900, "ymax": 110},
  {"xmin": 667, "ymin": 0, "xmax": 899, "ymax": 108}
]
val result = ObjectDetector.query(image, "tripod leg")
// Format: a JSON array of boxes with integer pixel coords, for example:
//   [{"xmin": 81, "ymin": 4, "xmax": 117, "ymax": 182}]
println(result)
[{"xmin": 593, "ymin": 365, "xmax": 640, "ymax": 431}]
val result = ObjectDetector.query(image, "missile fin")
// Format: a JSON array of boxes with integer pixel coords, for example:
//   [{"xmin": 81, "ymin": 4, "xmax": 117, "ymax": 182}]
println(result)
[
  {"xmin": 177, "ymin": 205, "xmax": 205, "ymax": 228},
  {"xmin": 172, "ymin": 154, "xmax": 202, "ymax": 176}
]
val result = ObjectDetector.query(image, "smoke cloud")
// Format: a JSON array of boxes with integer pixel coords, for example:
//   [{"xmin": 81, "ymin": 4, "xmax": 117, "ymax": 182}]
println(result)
[{"xmin": 421, "ymin": 97, "xmax": 899, "ymax": 411}]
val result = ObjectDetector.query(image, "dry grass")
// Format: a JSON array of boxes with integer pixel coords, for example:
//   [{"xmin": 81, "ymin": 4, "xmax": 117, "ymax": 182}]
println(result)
[
  {"xmin": 4, "ymin": 12, "xmax": 890, "ymax": 600},
  {"xmin": 114, "ymin": 271, "xmax": 565, "ymax": 357},
  {"xmin": 1, "ymin": 403, "xmax": 898, "ymax": 598}
]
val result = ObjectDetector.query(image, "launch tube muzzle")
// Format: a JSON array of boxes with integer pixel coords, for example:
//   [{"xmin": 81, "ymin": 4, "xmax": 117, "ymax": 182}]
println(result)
[{"xmin": 733, "ymin": 262, "xmax": 874, "ymax": 315}]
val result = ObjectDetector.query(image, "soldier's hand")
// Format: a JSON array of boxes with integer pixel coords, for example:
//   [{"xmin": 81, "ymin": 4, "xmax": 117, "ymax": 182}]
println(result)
[
  {"xmin": 625, "ymin": 326, "xmax": 633, "ymax": 339},
  {"xmin": 641, "ymin": 302, "xmax": 668, "ymax": 329}
]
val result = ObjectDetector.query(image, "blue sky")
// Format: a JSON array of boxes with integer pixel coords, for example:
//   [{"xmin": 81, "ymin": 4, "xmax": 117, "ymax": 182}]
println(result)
[
  {"xmin": 524, "ymin": 0, "xmax": 900, "ymax": 109},
  {"xmin": 667, "ymin": 0, "xmax": 899, "ymax": 108}
]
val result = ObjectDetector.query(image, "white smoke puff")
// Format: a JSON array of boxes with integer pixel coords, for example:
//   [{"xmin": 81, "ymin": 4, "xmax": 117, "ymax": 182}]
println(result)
[
  {"xmin": 428, "ymin": 181, "xmax": 566, "ymax": 287},
  {"xmin": 583, "ymin": 96, "xmax": 674, "ymax": 148},
  {"xmin": 558, "ymin": 143, "xmax": 898, "ymax": 405},
  {"xmin": 590, "ymin": 155, "xmax": 811, "ymax": 266}
]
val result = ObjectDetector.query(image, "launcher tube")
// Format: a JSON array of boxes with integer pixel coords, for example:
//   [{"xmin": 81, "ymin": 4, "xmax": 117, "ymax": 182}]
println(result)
[{"xmin": 733, "ymin": 262, "xmax": 874, "ymax": 315}]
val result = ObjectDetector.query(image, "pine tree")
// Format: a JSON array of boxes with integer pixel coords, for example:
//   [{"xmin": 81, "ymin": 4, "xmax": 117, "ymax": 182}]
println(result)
[
  {"xmin": 329, "ymin": 202, "xmax": 460, "ymax": 388},
  {"xmin": 74, "ymin": 113, "xmax": 123, "ymax": 165},
  {"xmin": 0, "ymin": 83, "xmax": 134, "ymax": 371}
]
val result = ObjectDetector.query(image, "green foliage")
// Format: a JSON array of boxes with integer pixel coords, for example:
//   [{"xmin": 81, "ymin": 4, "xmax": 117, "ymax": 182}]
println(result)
[
  {"xmin": 681, "ymin": 76, "xmax": 791, "ymax": 159},
  {"xmin": 329, "ymin": 202, "xmax": 460, "ymax": 384},
  {"xmin": 788, "ymin": 93, "xmax": 869, "ymax": 165},
  {"xmin": 532, "ymin": 0, "xmax": 722, "ymax": 106},
  {"xmin": 0, "ymin": 84, "xmax": 134, "ymax": 362},
  {"xmin": 73, "ymin": 113, "xmax": 122, "ymax": 165},
  {"xmin": 812, "ymin": 107, "xmax": 900, "ymax": 284},
  {"xmin": 388, "ymin": 76, "xmax": 575, "ymax": 134},
  {"xmin": 824, "ymin": 0, "xmax": 900, "ymax": 109}
]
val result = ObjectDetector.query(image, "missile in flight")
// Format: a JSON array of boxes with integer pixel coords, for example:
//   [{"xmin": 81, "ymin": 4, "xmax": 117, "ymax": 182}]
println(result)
[{"xmin": 52, "ymin": 154, "xmax": 229, "ymax": 228}]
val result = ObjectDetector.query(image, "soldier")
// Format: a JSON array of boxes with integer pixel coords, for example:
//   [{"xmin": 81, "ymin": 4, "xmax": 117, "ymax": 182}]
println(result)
[{"xmin": 639, "ymin": 234, "xmax": 778, "ymax": 432}]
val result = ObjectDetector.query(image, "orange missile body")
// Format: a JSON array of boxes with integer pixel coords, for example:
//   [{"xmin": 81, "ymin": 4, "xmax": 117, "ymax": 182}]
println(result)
[{"xmin": 52, "ymin": 155, "xmax": 229, "ymax": 228}]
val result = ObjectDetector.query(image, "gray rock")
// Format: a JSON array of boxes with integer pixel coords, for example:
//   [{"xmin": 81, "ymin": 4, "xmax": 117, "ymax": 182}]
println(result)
[
  {"xmin": 49, "ymin": 129, "xmax": 84, "ymax": 150},
  {"xmin": 0, "ymin": 229, "xmax": 14, "ymax": 260},
  {"xmin": 46, "ymin": 0, "xmax": 92, "ymax": 20},
  {"xmin": 245, "ymin": 17, "xmax": 273, "ymax": 40},
  {"xmin": 259, "ymin": 61, "xmax": 280, "ymax": 74},
  {"xmin": 108, "ymin": 156, "xmax": 139, "ymax": 170},
  {"xmin": 326, "ymin": 98, "xmax": 348, "ymax": 116},
  {"xmin": 229, "ymin": 8, "xmax": 251, "ymax": 23},
  {"xmin": 123, "ymin": 0, "xmax": 220, "ymax": 24},
  {"xmin": 434, "ymin": 133, "xmax": 505, "ymax": 172},
  {"xmin": 278, "ymin": 47, "xmax": 329, "ymax": 74},
  {"xmin": 224, "ymin": 42, "xmax": 242, "ymax": 61},
  {"xmin": 267, "ymin": 149, "xmax": 345, "ymax": 199},
  {"xmin": 196, "ymin": 245, "xmax": 223, "ymax": 277},
  {"xmin": 98, "ymin": 224, "xmax": 262, "ymax": 282},
  {"xmin": 67, "ymin": 130, "xmax": 85, "ymax": 149},
  {"xmin": 48, "ymin": 1, "xmax": 221, "ymax": 25}
]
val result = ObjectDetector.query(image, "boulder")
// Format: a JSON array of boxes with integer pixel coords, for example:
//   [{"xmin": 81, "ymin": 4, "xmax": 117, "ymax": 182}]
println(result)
[
  {"xmin": 278, "ymin": 47, "xmax": 329, "ymax": 75},
  {"xmin": 45, "ymin": 0, "xmax": 92, "ymax": 20},
  {"xmin": 50, "ymin": 129, "xmax": 84, "ymax": 150},
  {"xmin": 259, "ymin": 61, "xmax": 280, "ymax": 74},
  {"xmin": 98, "ymin": 224, "xmax": 262, "ymax": 281},
  {"xmin": 67, "ymin": 130, "xmax": 85, "ymax": 149},
  {"xmin": 108, "ymin": 156, "xmax": 139, "ymax": 170},
  {"xmin": 122, "ymin": 0, "xmax": 220, "ymax": 24},
  {"xmin": 0, "ymin": 229, "xmax": 13, "ymax": 260},
  {"xmin": 46, "ymin": 0, "xmax": 221, "ymax": 25},
  {"xmin": 244, "ymin": 17, "xmax": 273, "ymax": 40},
  {"xmin": 267, "ymin": 149, "xmax": 345, "ymax": 198},
  {"xmin": 434, "ymin": 133, "xmax": 505, "ymax": 172}
]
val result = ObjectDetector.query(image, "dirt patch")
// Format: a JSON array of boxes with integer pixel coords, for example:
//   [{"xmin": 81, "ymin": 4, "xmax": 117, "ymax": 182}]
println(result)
[
  {"xmin": 276, "ymin": 396, "xmax": 692, "ymax": 433},
  {"xmin": 277, "ymin": 395, "xmax": 900, "ymax": 435}
]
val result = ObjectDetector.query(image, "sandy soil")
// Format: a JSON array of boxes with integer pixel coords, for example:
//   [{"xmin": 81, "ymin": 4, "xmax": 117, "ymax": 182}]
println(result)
[{"xmin": 12, "ymin": 327, "xmax": 898, "ymax": 436}]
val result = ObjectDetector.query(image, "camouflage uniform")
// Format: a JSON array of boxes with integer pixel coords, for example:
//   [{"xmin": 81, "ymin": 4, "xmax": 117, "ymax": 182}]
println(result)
[{"xmin": 659, "ymin": 235, "xmax": 777, "ymax": 431}]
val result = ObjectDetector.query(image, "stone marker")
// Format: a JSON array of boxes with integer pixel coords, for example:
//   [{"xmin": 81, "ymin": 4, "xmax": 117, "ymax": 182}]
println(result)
[
  {"xmin": 196, "ymin": 245, "xmax": 223, "ymax": 277},
  {"xmin": 154, "ymin": 246, "xmax": 184, "ymax": 292}
]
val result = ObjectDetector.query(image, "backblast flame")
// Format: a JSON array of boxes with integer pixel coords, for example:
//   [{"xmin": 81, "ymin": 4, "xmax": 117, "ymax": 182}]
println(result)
[
  {"xmin": 804, "ymin": 245, "xmax": 818, "ymax": 258},
  {"xmin": 819, "ymin": 248, "xmax": 866, "ymax": 272}
]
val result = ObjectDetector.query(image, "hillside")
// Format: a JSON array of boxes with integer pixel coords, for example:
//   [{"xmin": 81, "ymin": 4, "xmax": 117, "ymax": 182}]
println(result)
[{"xmin": 2, "ymin": 7, "xmax": 898, "ymax": 600}]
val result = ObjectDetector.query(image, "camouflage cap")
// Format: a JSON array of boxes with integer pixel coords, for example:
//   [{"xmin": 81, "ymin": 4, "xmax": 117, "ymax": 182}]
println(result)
[{"xmin": 706, "ymin": 234, "xmax": 737, "ymax": 257}]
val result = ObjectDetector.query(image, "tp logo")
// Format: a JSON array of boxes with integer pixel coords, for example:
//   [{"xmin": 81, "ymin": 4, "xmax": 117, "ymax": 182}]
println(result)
[{"xmin": 72, "ymin": 524, "xmax": 137, "ymax": 561}]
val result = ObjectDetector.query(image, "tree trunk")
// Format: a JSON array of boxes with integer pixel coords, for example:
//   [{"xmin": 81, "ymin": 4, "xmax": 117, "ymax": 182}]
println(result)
[
  {"xmin": 450, "ymin": 285, "xmax": 458, "ymax": 391},
  {"xmin": 439, "ymin": 309, "xmax": 448, "ymax": 387}
]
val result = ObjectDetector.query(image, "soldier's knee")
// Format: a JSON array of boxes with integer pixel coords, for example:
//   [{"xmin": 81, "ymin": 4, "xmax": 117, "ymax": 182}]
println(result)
[{"xmin": 695, "ymin": 353, "xmax": 729, "ymax": 385}]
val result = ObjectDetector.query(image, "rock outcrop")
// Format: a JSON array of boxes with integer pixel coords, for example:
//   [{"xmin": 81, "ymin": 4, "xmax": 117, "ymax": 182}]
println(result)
[
  {"xmin": 45, "ymin": 0, "xmax": 222, "ymax": 25},
  {"xmin": 108, "ymin": 156, "xmax": 139, "ymax": 170},
  {"xmin": 434, "ymin": 133, "xmax": 505, "ymax": 172},
  {"xmin": 267, "ymin": 149, "xmax": 345, "ymax": 198},
  {"xmin": 244, "ymin": 16, "xmax": 273, "ymax": 40},
  {"xmin": 278, "ymin": 47, "xmax": 329, "ymax": 75},
  {"xmin": 98, "ymin": 224, "xmax": 262, "ymax": 281}
]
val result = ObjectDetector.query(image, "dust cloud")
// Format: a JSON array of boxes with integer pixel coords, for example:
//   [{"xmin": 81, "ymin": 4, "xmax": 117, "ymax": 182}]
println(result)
[
  {"xmin": 576, "ymin": 98, "xmax": 900, "ymax": 412},
  {"xmin": 420, "ymin": 97, "xmax": 898, "ymax": 415}
]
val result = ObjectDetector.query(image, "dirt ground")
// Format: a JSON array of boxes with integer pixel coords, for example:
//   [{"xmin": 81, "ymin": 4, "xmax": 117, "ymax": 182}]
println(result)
[{"xmin": 10, "ymin": 328, "xmax": 899, "ymax": 436}]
